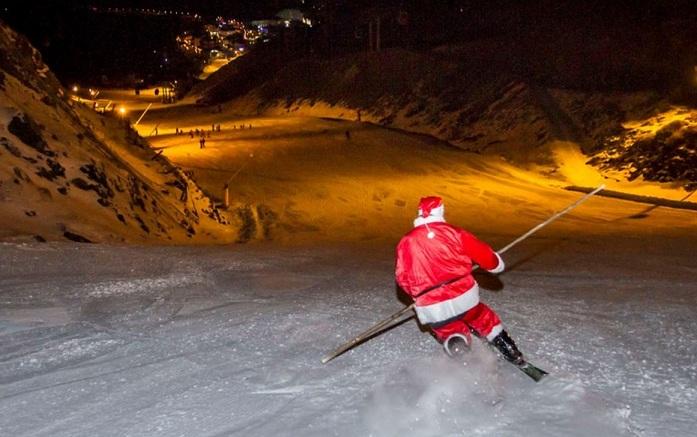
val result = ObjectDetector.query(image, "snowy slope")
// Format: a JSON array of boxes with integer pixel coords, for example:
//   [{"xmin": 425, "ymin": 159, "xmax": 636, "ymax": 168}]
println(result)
[
  {"xmin": 0, "ymin": 24, "xmax": 239, "ymax": 244},
  {"xmin": 132, "ymin": 105, "xmax": 694, "ymax": 246},
  {"xmin": 0, "ymin": 228, "xmax": 695, "ymax": 436}
]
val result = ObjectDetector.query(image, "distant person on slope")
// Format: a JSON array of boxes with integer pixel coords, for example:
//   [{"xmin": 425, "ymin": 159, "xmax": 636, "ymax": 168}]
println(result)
[{"xmin": 395, "ymin": 196, "xmax": 525, "ymax": 365}]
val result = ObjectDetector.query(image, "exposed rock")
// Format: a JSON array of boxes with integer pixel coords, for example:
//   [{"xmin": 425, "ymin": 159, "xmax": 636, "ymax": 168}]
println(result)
[
  {"xmin": 590, "ymin": 120, "xmax": 697, "ymax": 190},
  {"xmin": 1, "ymin": 137, "xmax": 21, "ymax": 157},
  {"xmin": 235, "ymin": 205, "xmax": 256, "ymax": 243},
  {"xmin": 134, "ymin": 215, "xmax": 150, "ymax": 233},
  {"xmin": 79, "ymin": 163, "xmax": 114, "ymax": 202},
  {"xmin": 256, "ymin": 204, "xmax": 277, "ymax": 240},
  {"xmin": 13, "ymin": 167, "xmax": 30, "ymax": 182},
  {"xmin": 35, "ymin": 158, "xmax": 65, "ymax": 181},
  {"xmin": 8, "ymin": 114, "xmax": 54, "ymax": 156},
  {"xmin": 63, "ymin": 231, "xmax": 92, "ymax": 243}
]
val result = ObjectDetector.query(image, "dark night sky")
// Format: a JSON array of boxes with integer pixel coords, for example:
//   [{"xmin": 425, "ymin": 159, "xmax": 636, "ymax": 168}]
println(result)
[
  {"xmin": 5, "ymin": 1, "xmax": 697, "ymax": 33},
  {"xmin": 2, "ymin": 0, "xmax": 307, "ymax": 20},
  {"xmin": 0, "ymin": 1, "xmax": 315, "ymax": 84},
  {"xmin": 2, "ymin": 0, "xmax": 696, "ymax": 90}
]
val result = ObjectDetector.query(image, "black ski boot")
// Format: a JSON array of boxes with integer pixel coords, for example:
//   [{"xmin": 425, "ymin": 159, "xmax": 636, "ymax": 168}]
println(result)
[{"xmin": 491, "ymin": 330, "xmax": 525, "ymax": 366}]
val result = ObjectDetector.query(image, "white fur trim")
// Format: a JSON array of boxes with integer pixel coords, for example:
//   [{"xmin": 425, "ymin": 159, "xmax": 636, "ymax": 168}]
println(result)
[
  {"xmin": 487, "ymin": 252, "xmax": 505, "ymax": 274},
  {"xmin": 413, "ymin": 215, "xmax": 446, "ymax": 228},
  {"xmin": 486, "ymin": 324, "xmax": 504, "ymax": 341},
  {"xmin": 414, "ymin": 284, "xmax": 480, "ymax": 324},
  {"xmin": 430, "ymin": 204, "xmax": 444, "ymax": 219}
]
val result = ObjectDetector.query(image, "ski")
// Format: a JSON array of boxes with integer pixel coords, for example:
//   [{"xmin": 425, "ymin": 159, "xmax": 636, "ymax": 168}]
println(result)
[
  {"xmin": 516, "ymin": 361, "xmax": 548, "ymax": 382},
  {"xmin": 444, "ymin": 337, "xmax": 549, "ymax": 382}
]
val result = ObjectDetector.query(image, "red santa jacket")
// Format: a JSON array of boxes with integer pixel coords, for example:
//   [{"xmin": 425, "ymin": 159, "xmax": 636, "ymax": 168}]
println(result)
[{"xmin": 395, "ymin": 220, "xmax": 504, "ymax": 325}]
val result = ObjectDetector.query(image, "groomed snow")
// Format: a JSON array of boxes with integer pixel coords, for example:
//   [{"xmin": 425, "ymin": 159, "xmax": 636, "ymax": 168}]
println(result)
[{"xmin": 1, "ymin": 224, "xmax": 695, "ymax": 436}]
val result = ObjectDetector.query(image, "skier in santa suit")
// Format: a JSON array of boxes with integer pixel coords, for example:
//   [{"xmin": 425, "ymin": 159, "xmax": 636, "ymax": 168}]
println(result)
[{"xmin": 395, "ymin": 196, "xmax": 525, "ymax": 365}]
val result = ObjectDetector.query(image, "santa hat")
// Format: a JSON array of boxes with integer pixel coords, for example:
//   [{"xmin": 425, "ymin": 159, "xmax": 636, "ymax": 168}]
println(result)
[
  {"xmin": 417, "ymin": 196, "xmax": 444, "ymax": 219},
  {"xmin": 416, "ymin": 196, "xmax": 445, "ymax": 239}
]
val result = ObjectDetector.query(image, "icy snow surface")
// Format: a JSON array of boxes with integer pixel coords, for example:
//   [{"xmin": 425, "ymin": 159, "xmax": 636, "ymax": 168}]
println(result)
[{"xmin": 1, "ymin": 234, "xmax": 695, "ymax": 436}]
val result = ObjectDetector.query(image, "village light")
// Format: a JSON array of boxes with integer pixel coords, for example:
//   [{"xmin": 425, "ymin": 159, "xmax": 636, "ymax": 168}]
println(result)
[
  {"xmin": 119, "ymin": 107, "xmax": 127, "ymax": 116},
  {"xmin": 72, "ymin": 85, "xmax": 79, "ymax": 92}
]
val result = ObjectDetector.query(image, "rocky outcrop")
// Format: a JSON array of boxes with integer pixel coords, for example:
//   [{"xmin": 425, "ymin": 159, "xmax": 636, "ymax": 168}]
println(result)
[{"xmin": 0, "ymin": 22, "xmax": 240, "ymax": 243}]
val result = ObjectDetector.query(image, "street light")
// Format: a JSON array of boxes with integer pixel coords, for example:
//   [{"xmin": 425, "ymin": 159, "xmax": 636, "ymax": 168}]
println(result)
[{"xmin": 224, "ymin": 153, "xmax": 254, "ymax": 209}]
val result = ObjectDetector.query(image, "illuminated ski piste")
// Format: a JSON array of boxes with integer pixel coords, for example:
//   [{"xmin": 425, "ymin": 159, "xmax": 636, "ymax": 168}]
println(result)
[{"xmin": 2, "ymin": 101, "xmax": 696, "ymax": 436}]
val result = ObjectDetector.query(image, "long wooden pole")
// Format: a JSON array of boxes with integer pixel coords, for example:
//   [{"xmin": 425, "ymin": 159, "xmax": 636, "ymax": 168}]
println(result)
[{"xmin": 321, "ymin": 185, "xmax": 605, "ymax": 364}]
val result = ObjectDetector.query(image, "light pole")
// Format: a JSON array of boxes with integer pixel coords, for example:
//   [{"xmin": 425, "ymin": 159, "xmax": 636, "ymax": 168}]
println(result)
[
  {"xmin": 223, "ymin": 153, "xmax": 253, "ymax": 209},
  {"xmin": 134, "ymin": 103, "xmax": 153, "ymax": 126}
]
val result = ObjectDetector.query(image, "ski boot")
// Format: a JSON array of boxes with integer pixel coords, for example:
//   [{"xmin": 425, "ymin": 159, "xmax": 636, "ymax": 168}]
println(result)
[
  {"xmin": 443, "ymin": 333, "xmax": 471, "ymax": 359},
  {"xmin": 491, "ymin": 330, "xmax": 525, "ymax": 366}
]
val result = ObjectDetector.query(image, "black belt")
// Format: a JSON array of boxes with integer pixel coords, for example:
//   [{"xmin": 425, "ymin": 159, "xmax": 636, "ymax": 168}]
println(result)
[
  {"xmin": 413, "ymin": 275, "xmax": 465, "ymax": 298},
  {"xmin": 429, "ymin": 312, "xmax": 469, "ymax": 328}
]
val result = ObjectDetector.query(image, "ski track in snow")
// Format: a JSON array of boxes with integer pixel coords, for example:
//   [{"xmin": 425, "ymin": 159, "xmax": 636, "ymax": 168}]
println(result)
[{"xmin": 0, "ymin": 239, "xmax": 695, "ymax": 437}]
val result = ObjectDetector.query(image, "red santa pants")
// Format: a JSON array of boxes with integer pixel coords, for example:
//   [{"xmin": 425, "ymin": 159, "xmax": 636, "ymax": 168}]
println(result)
[{"xmin": 429, "ymin": 302, "xmax": 502, "ymax": 342}]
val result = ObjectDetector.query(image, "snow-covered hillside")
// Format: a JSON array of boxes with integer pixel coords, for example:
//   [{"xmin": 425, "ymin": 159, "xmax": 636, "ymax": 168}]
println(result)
[
  {"xmin": 0, "ymin": 24, "xmax": 239, "ymax": 244},
  {"xmin": 192, "ymin": 49, "xmax": 560, "ymax": 161},
  {"xmin": 192, "ymin": 47, "xmax": 697, "ymax": 191}
]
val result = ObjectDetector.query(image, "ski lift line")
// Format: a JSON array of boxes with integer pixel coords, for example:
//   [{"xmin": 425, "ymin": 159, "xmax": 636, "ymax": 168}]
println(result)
[
  {"xmin": 320, "ymin": 184, "xmax": 606, "ymax": 364},
  {"xmin": 134, "ymin": 103, "xmax": 153, "ymax": 126}
]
